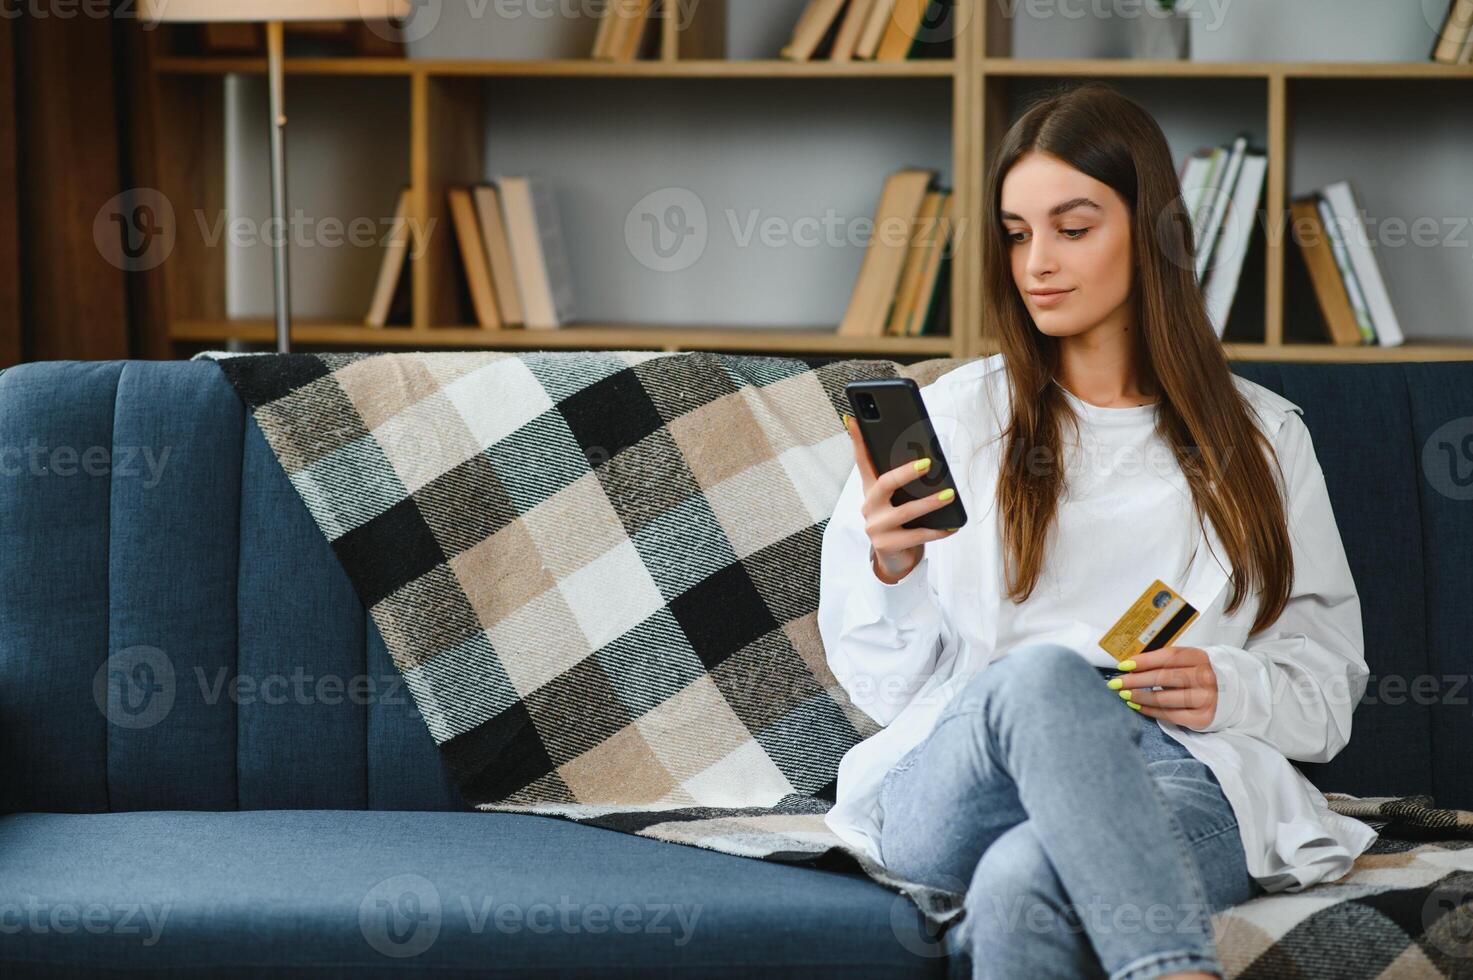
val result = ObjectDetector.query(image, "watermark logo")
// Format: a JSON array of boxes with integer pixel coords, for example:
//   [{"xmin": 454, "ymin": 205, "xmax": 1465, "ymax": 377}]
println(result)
[
  {"xmin": 361, "ymin": 0, "xmax": 443, "ymax": 44},
  {"xmin": 93, "ymin": 645, "xmax": 176, "ymax": 731},
  {"xmin": 626, "ymin": 187, "xmax": 709, "ymax": 273},
  {"xmin": 1422, "ymin": 416, "xmax": 1473, "ymax": 502},
  {"xmin": 94, "ymin": 188, "xmax": 176, "ymax": 273},
  {"xmin": 360, "ymin": 874, "xmax": 443, "ymax": 958}
]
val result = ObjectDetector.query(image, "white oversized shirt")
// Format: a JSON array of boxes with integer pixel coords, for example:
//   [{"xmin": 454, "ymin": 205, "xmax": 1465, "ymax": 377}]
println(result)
[{"xmin": 817, "ymin": 353, "xmax": 1378, "ymax": 893}]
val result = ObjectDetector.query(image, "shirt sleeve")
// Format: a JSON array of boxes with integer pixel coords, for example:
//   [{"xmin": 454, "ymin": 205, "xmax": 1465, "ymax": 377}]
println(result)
[
  {"xmin": 817, "ymin": 448, "xmax": 958, "ymax": 729},
  {"xmin": 1196, "ymin": 410, "xmax": 1369, "ymax": 764}
]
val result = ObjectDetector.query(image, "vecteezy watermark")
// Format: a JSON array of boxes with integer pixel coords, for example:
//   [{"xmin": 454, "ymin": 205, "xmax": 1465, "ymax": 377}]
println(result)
[
  {"xmin": 996, "ymin": 0, "xmax": 1233, "ymax": 32},
  {"xmin": 0, "ymin": 440, "xmax": 171, "ymax": 487},
  {"xmin": 0, "ymin": 897, "xmax": 172, "ymax": 947},
  {"xmin": 624, "ymin": 187, "xmax": 967, "ymax": 274},
  {"xmin": 356, "ymin": 0, "xmax": 709, "ymax": 45},
  {"xmin": 93, "ymin": 645, "xmax": 177, "ymax": 732},
  {"xmin": 357, "ymin": 874, "xmax": 704, "ymax": 959},
  {"xmin": 93, "ymin": 188, "xmax": 438, "ymax": 274},
  {"xmin": 1422, "ymin": 416, "xmax": 1473, "ymax": 502},
  {"xmin": 1153, "ymin": 193, "xmax": 1472, "ymax": 279},
  {"xmin": 90, "ymin": 646, "xmax": 426, "ymax": 730},
  {"xmin": 1422, "ymin": 872, "xmax": 1473, "ymax": 960},
  {"xmin": 94, "ymin": 188, "xmax": 176, "ymax": 274}
]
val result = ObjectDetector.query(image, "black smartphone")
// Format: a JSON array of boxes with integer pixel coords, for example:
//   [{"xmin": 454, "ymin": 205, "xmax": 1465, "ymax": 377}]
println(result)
[{"xmin": 845, "ymin": 378, "xmax": 967, "ymax": 531}]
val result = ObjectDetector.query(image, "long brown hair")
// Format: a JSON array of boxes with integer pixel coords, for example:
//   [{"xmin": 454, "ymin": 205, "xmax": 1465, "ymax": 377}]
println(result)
[{"xmin": 983, "ymin": 81, "xmax": 1292, "ymax": 635}]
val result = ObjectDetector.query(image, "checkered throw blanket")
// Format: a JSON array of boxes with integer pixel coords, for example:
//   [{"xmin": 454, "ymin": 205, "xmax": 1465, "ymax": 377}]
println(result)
[{"xmin": 197, "ymin": 349, "xmax": 1473, "ymax": 975}]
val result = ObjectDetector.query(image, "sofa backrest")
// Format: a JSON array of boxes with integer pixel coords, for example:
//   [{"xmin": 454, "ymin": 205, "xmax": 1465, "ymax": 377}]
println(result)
[{"xmin": 1, "ymin": 358, "xmax": 1469, "ymax": 814}]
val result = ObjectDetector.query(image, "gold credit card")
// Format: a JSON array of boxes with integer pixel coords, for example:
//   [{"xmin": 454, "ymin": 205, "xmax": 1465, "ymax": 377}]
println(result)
[{"xmin": 1098, "ymin": 580, "xmax": 1199, "ymax": 662}]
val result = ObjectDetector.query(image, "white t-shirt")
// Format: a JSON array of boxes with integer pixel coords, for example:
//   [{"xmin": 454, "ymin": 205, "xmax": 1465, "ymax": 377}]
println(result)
[{"xmin": 992, "ymin": 381, "xmax": 1206, "ymax": 664}]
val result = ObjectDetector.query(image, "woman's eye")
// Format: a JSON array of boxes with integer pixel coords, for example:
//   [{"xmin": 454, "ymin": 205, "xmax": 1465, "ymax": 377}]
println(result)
[
  {"xmin": 1062, "ymin": 228, "xmax": 1089, "ymax": 239},
  {"xmin": 1007, "ymin": 231, "xmax": 1028, "ymax": 243}
]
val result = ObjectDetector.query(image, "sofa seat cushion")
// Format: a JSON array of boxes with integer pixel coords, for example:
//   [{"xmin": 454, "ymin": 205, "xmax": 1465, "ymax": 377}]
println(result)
[{"xmin": 0, "ymin": 810, "xmax": 943, "ymax": 977}]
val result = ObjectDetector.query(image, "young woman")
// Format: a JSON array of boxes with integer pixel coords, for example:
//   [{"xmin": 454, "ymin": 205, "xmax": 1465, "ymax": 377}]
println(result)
[{"xmin": 817, "ymin": 82, "xmax": 1376, "ymax": 980}]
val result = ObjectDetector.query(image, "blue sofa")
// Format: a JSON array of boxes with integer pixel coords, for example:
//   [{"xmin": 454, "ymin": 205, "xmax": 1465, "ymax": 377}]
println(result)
[{"xmin": 1, "ymin": 357, "xmax": 1471, "ymax": 977}]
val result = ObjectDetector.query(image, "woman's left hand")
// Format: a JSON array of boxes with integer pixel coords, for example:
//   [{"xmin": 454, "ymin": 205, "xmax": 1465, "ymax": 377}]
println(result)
[{"xmin": 1112, "ymin": 646, "xmax": 1218, "ymax": 730}]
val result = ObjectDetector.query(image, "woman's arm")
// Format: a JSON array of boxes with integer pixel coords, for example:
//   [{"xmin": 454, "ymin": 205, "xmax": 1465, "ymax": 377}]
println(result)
[
  {"xmin": 817, "ymin": 452, "xmax": 959, "ymax": 728},
  {"xmin": 1196, "ymin": 410, "xmax": 1369, "ymax": 764}
]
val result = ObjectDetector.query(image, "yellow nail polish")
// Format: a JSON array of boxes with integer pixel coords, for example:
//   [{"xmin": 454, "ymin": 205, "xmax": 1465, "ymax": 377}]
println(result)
[
  {"xmin": 1118, "ymin": 690, "xmax": 1132, "ymax": 701},
  {"xmin": 914, "ymin": 458, "xmax": 931, "ymax": 473},
  {"xmin": 1106, "ymin": 678, "xmax": 1123, "ymax": 690},
  {"xmin": 1128, "ymin": 702, "xmax": 1142, "ymax": 712},
  {"xmin": 1118, "ymin": 660, "xmax": 1137, "ymax": 671},
  {"xmin": 937, "ymin": 488, "xmax": 954, "ymax": 502}
]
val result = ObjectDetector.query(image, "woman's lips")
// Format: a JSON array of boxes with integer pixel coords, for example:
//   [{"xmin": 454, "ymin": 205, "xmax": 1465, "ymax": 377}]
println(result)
[{"xmin": 1029, "ymin": 289, "xmax": 1073, "ymax": 308}]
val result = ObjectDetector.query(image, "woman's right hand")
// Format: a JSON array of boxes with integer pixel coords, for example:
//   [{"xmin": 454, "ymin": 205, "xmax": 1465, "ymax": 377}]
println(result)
[{"xmin": 843, "ymin": 414, "xmax": 959, "ymax": 585}]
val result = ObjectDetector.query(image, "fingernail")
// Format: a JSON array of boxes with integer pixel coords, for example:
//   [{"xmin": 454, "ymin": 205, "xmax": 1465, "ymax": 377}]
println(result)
[
  {"xmin": 1106, "ymin": 678, "xmax": 1123, "ymax": 690},
  {"xmin": 841, "ymin": 414, "xmax": 852, "ymax": 429},
  {"xmin": 1118, "ymin": 690, "xmax": 1132, "ymax": 701},
  {"xmin": 944, "ymin": 527, "xmax": 959, "ymax": 533},
  {"xmin": 1128, "ymin": 702, "xmax": 1142, "ymax": 712},
  {"xmin": 937, "ymin": 488, "xmax": 954, "ymax": 502},
  {"xmin": 1118, "ymin": 660, "xmax": 1137, "ymax": 671},
  {"xmin": 914, "ymin": 458, "xmax": 931, "ymax": 473}
]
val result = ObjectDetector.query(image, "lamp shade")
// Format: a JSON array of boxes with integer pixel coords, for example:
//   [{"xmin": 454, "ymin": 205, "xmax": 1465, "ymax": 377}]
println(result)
[{"xmin": 137, "ymin": 0, "xmax": 411, "ymax": 22}]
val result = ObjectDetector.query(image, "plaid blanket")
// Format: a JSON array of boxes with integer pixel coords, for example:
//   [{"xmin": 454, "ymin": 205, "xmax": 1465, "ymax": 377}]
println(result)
[{"xmin": 197, "ymin": 348, "xmax": 1473, "ymax": 976}]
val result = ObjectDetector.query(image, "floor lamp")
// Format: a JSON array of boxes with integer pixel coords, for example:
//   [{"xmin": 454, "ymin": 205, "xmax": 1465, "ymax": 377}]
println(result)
[{"xmin": 138, "ymin": 1, "xmax": 412, "ymax": 353}]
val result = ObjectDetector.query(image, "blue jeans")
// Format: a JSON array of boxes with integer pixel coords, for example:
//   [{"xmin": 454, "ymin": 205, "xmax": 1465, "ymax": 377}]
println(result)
[{"xmin": 877, "ymin": 643, "xmax": 1264, "ymax": 980}]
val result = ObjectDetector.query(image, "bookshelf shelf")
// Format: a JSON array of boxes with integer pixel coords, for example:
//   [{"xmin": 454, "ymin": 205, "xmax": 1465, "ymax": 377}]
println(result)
[
  {"xmin": 143, "ymin": 5, "xmax": 1473, "ymax": 362},
  {"xmin": 171, "ymin": 319, "xmax": 953, "ymax": 356},
  {"xmin": 979, "ymin": 58, "xmax": 1473, "ymax": 79},
  {"xmin": 153, "ymin": 56, "xmax": 957, "ymax": 79}
]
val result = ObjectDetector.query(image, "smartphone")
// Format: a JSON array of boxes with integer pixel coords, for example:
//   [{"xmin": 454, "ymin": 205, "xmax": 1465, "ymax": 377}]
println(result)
[{"xmin": 845, "ymin": 378, "xmax": 967, "ymax": 531}]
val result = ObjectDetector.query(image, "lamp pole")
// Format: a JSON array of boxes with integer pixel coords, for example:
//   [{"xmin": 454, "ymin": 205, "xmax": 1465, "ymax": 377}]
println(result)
[{"xmin": 266, "ymin": 20, "xmax": 291, "ymax": 353}]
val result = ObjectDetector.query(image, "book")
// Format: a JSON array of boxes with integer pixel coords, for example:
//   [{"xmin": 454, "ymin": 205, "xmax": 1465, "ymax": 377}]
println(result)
[
  {"xmin": 1289, "ymin": 195, "xmax": 1363, "ymax": 347},
  {"xmin": 876, "ymin": 0, "xmax": 927, "ymax": 60},
  {"xmin": 1202, "ymin": 150, "xmax": 1265, "ymax": 337},
  {"xmin": 838, "ymin": 168, "xmax": 935, "ymax": 337},
  {"xmin": 918, "ymin": 250, "xmax": 951, "ymax": 336},
  {"xmin": 594, "ymin": 0, "xmax": 655, "ymax": 61},
  {"xmin": 364, "ymin": 185, "xmax": 413, "ymax": 328},
  {"xmin": 855, "ymin": 0, "xmax": 897, "ymax": 59},
  {"xmin": 1321, "ymin": 180, "xmax": 1404, "ymax": 346},
  {"xmin": 780, "ymin": 0, "xmax": 849, "ymax": 61},
  {"xmin": 906, "ymin": 192, "xmax": 954, "ymax": 336},
  {"xmin": 472, "ymin": 182, "xmax": 525, "ymax": 328},
  {"xmin": 886, "ymin": 188, "xmax": 945, "ymax": 335},
  {"xmin": 1195, "ymin": 134, "xmax": 1249, "ymax": 284},
  {"xmin": 1316, "ymin": 195, "xmax": 1377, "ymax": 345},
  {"xmin": 447, "ymin": 186, "xmax": 503, "ymax": 330},
  {"xmin": 830, "ymin": 0, "xmax": 876, "ymax": 61},
  {"xmin": 498, "ymin": 175, "xmax": 577, "ymax": 330},
  {"xmin": 1432, "ymin": 0, "xmax": 1473, "ymax": 63}
]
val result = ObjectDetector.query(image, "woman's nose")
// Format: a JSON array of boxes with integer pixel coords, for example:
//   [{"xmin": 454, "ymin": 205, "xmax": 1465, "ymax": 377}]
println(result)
[{"xmin": 1026, "ymin": 238, "xmax": 1059, "ymax": 279}]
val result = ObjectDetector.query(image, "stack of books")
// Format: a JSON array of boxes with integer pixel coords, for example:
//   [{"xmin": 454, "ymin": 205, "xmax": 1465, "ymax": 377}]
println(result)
[
  {"xmin": 365, "ymin": 176, "xmax": 576, "ymax": 331},
  {"xmin": 780, "ymin": 0, "xmax": 955, "ymax": 62},
  {"xmin": 1432, "ymin": 0, "xmax": 1473, "ymax": 64},
  {"xmin": 1289, "ymin": 181, "xmax": 1404, "ymax": 347},
  {"xmin": 837, "ymin": 168, "xmax": 954, "ymax": 338},
  {"xmin": 591, "ymin": 0, "xmax": 660, "ymax": 61},
  {"xmin": 1179, "ymin": 134, "xmax": 1267, "ymax": 337}
]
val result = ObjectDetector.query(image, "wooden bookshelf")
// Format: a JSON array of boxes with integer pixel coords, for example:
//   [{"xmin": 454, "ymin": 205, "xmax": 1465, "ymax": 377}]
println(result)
[{"xmin": 141, "ymin": 4, "xmax": 1473, "ymax": 362}]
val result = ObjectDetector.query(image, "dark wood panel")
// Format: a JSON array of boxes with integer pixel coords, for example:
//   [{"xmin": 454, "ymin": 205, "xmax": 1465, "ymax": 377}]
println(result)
[
  {"xmin": 15, "ymin": 13, "xmax": 130, "ymax": 361},
  {"xmin": 0, "ymin": 19, "xmax": 20, "ymax": 367}
]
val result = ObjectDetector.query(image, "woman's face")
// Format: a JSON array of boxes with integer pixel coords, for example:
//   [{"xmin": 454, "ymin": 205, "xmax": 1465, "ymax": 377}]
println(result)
[{"xmin": 1000, "ymin": 151, "xmax": 1136, "ymax": 339}]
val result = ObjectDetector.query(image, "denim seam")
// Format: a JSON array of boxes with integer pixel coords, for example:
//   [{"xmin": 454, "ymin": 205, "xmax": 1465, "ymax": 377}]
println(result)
[{"xmin": 1112, "ymin": 949, "xmax": 1224, "ymax": 980}]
